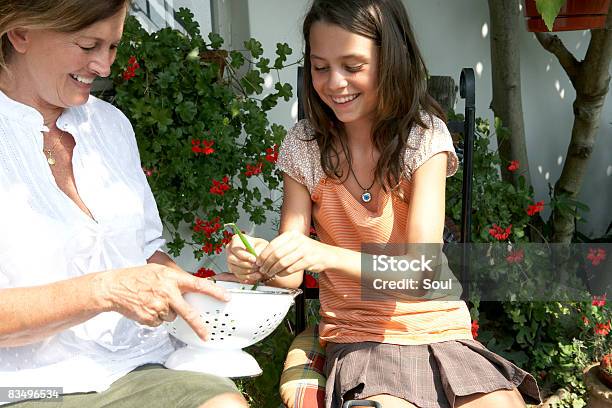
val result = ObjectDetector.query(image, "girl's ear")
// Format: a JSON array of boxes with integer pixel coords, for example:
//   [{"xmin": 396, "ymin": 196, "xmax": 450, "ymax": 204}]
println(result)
[{"xmin": 6, "ymin": 28, "xmax": 31, "ymax": 54}]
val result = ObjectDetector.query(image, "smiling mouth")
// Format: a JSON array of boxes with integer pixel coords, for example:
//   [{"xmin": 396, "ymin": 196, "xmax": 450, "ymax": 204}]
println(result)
[
  {"xmin": 331, "ymin": 93, "xmax": 359, "ymax": 104},
  {"xmin": 70, "ymin": 74, "xmax": 95, "ymax": 85}
]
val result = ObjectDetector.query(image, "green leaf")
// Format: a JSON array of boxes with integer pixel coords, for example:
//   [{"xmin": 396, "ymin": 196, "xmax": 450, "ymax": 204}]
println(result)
[
  {"xmin": 273, "ymin": 43, "xmax": 292, "ymax": 69},
  {"xmin": 229, "ymin": 50, "xmax": 245, "ymax": 69},
  {"xmin": 208, "ymin": 32, "xmax": 224, "ymax": 49},
  {"xmin": 244, "ymin": 38, "xmax": 264, "ymax": 59},
  {"xmin": 240, "ymin": 69, "xmax": 264, "ymax": 95},
  {"xmin": 256, "ymin": 58, "xmax": 271, "ymax": 74},
  {"xmin": 274, "ymin": 82, "xmax": 293, "ymax": 101},
  {"xmin": 535, "ymin": 0, "xmax": 566, "ymax": 32},
  {"xmin": 176, "ymin": 101, "xmax": 197, "ymax": 122},
  {"xmin": 175, "ymin": 7, "xmax": 201, "ymax": 37}
]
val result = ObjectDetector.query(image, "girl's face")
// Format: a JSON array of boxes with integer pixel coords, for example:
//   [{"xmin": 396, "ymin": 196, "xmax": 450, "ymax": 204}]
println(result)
[
  {"xmin": 309, "ymin": 22, "xmax": 379, "ymax": 129},
  {"xmin": 9, "ymin": 7, "xmax": 126, "ymax": 110}
]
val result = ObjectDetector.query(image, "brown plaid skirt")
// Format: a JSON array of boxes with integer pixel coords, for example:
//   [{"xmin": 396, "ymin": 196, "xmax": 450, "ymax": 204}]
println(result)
[{"xmin": 324, "ymin": 340, "xmax": 541, "ymax": 408}]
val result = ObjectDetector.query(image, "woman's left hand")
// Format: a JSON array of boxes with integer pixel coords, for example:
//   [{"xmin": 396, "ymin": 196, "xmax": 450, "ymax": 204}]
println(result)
[{"xmin": 257, "ymin": 230, "xmax": 330, "ymax": 279}]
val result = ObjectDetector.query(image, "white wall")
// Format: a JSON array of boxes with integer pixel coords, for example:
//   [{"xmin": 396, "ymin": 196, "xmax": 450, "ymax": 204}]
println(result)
[{"xmin": 246, "ymin": 0, "xmax": 612, "ymax": 238}]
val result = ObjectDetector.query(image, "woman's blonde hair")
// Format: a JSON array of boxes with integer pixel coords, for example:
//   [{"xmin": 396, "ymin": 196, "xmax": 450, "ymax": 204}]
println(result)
[{"xmin": 0, "ymin": 0, "xmax": 130, "ymax": 75}]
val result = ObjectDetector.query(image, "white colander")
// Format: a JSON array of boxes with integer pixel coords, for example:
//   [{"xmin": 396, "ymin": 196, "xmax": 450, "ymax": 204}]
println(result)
[{"xmin": 164, "ymin": 280, "xmax": 301, "ymax": 377}]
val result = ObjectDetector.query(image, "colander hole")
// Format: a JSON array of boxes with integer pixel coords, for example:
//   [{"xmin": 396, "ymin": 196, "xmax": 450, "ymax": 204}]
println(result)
[{"xmin": 224, "ymin": 313, "xmax": 229, "ymax": 317}]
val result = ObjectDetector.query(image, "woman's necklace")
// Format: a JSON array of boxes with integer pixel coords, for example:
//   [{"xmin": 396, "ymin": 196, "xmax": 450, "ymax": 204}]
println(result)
[
  {"xmin": 43, "ymin": 129, "xmax": 63, "ymax": 166},
  {"xmin": 348, "ymin": 164, "xmax": 375, "ymax": 203}
]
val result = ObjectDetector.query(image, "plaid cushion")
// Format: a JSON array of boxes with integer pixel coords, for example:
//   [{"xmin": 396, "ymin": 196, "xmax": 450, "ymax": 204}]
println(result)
[{"xmin": 280, "ymin": 324, "xmax": 326, "ymax": 408}]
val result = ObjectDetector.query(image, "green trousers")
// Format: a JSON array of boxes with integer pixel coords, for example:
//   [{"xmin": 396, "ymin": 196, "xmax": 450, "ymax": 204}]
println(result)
[{"xmin": 5, "ymin": 364, "xmax": 241, "ymax": 408}]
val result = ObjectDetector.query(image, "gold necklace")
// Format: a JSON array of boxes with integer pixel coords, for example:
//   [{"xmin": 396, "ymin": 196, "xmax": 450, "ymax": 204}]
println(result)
[{"xmin": 43, "ymin": 132, "xmax": 63, "ymax": 166}]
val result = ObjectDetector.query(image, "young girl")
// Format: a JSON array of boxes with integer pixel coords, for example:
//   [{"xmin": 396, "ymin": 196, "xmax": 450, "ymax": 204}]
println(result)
[{"xmin": 227, "ymin": 0, "xmax": 540, "ymax": 407}]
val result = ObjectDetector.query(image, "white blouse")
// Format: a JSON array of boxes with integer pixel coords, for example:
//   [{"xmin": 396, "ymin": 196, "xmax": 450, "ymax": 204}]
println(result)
[{"xmin": 0, "ymin": 91, "xmax": 174, "ymax": 403}]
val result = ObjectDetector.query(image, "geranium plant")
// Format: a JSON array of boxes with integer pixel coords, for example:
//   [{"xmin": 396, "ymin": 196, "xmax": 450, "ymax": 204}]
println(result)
[{"xmin": 103, "ymin": 8, "xmax": 296, "ymax": 259}]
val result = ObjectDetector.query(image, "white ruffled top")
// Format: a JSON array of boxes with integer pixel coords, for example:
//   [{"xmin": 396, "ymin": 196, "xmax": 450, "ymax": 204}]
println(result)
[{"xmin": 0, "ymin": 91, "xmax": 174, "ymax": 404}]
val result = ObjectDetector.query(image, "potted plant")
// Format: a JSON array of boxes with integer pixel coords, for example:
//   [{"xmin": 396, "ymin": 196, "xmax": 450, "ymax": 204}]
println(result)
[
  {"xmin": 524, "ymin": 0, "xmax": 611, "ymax": 32},
  {"xmin": 101, "ymin": 8, "xmax": 297, "ymax": 259}
]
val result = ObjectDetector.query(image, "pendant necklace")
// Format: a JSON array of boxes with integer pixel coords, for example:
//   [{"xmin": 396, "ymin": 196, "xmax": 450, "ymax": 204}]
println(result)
[
  {"xmin": 43, "ymin": 131, "xmax": 63, "ymax": 166},
  {"xmin": 348, "ymin": 164, "xmax": 375, "ymax": 203}
]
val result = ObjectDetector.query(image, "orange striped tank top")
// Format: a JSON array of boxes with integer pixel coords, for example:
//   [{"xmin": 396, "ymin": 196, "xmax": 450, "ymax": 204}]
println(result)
[{"xmin": 277, "ymin": 117, "xmax": 474, "ymax": 345}]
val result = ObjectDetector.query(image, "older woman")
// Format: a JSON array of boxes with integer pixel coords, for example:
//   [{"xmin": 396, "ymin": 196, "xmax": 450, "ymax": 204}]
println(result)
[{"xmin": 0, "ymin": 1, "xmax": 247, "ymax": 407}]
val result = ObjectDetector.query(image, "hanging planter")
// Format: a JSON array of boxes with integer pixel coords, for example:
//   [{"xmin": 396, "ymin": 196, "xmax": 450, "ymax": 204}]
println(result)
[{"xmin": 524, "ymin": 0, "xmax": 610, "ymax": 32}]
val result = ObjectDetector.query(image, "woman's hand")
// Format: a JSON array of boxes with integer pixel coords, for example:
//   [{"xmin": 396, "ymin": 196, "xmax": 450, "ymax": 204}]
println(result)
[
  {"xmin": 257, "ymin": 230, "xmax": 330, "ymax": 279},
  {"xmin": 225, "ymin": 233, "xmax": 269, "ymax": 283},
  {"xmin": 95, "ymin": 264, "xmax": 230, "ymax": 341}
]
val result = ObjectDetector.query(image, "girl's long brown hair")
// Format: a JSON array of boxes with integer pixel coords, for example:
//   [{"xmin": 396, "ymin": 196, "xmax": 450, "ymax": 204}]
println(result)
[{"xmin": 302, "ymin": 0, "xmax": 446, "ymax": 193}]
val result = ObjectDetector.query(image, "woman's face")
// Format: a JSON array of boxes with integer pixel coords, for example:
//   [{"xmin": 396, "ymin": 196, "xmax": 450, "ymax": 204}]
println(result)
[
  {"xmin": 10, "ymin": 7, "xmax": 126, "ymax": 110},
  {"xmin": 309, "ymin": 21, "xmax": 379, "ymax": 129}
]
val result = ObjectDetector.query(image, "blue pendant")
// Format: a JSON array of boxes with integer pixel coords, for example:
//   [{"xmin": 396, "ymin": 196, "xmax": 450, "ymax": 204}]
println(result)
[{"xmin": 361, "ymin": 191, "xmax": 372, "ymax": 203}]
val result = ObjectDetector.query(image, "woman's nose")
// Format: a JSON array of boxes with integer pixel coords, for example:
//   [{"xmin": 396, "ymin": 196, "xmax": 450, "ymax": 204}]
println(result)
[{"xmin": 89, "ymin": 50, "xmax": 114, "ymax": 78}]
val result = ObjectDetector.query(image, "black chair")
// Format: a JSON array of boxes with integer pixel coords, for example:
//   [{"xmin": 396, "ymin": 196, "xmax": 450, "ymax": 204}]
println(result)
[{"xmin": 293, "ymin": 67, "xmax": 476, "ymax": 334}]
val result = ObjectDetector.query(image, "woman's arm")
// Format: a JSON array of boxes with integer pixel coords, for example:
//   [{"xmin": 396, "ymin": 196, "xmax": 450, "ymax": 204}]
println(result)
[
  {"xmin": 0, "ymin": 252, "xmax": 229, "ymax": 347},
  {"xmin": 0, "ymin": 272, "xmax": 111, "ymax": 347},
  {"xmin": 257, "ymin": 153, "xmax": 450, "ymax": 284}
]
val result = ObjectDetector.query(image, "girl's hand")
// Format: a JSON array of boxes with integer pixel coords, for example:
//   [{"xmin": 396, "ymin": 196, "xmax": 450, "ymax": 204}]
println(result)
[
  {"xmin": 226, "ymin": 233, "xmax": 269, "ymax": 283},
  {"xmin": 257, "ymin": 230, "xmax": 329, "ymax": 279},
  {"xmin": 96, "ymin": 264, "xmax": 230, "ymax": 341}
]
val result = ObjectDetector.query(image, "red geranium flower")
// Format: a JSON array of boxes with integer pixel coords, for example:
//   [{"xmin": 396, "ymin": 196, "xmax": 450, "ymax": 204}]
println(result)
[
  {"xmin": 595, "ymin": 321, "xmax": 611, "ymax": 336},
  {"xmin": 587, "ymin": 248, "xmax": 607, "ymax": 266},
  {"xmin": 191, "ymin": 139, "xmax": 215, "ymax": 155},
  {"xmin": 201, "ymin": 140, "xmax": 215, "ymax": 155},
  {"xmin": 526, "ymin": 201, "xmax": 544, "ymax": 216},
  {"xmin": 265, "ymin": 144, "xmax": 278, "ymax": 163},
  {"xmin": 304, "ymin": 274, "xmax": 319, "ymax": 288},
  {"xmin": 489, "ymin": 224, "xmax": 512, "ymax": 241},
  {"xmin": 507, "ymin": 160, "xmax": 520, "ymax": 172},
  {"xmin": 593, "ymin": 294, "xmax": 607, "ymax": 307},
  {"xmin": 194, "ymin": 268, "xmax": 215, "ymax": 278},
  {"xmin": 122, "ymin": 55, "xmax": 140, "ymax": 81},
  {"xmin": 222, "ymin": 230, "xmax": 234, "ymax": 246},
  {"xmin": 245, "ymin": 162, "xmax": 263, "ymax": 177},
  {"xmin": 210, "ymin": 176, "xmax": 231, "ymax": 196},
  {"xmin": 471, "ymin": 320, "xmax": 479, "ymax": 339},
  {"xmin": 506, "ymin": 248, "xmax": 524, "ymax": 264},
  {"xmin": 193, "ymin": 217, "xmax": 221, "ymax": 237}
]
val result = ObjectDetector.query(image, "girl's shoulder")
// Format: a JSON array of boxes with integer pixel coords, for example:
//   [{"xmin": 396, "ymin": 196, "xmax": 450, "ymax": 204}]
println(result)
[
  {"xmin": 403, "ymin": 112, "xmax": 459, "ymax": 180},
  {"xmin": 284, "ymin": 119, "xmax": 318, "ymax": 146},
  {"xmin": 278, "ymin": 119, "xmax": 325, "ymax": 193}
]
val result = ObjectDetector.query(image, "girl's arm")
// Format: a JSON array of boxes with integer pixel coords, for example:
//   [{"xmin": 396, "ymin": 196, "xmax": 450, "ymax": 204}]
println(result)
[
  {"xmin": 257, "ymin": 153, "xmax": 450, "ymax": 284},
  {"xmin": 260, "ymin": 174, "xmax": 317, "ymax": 288}
]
